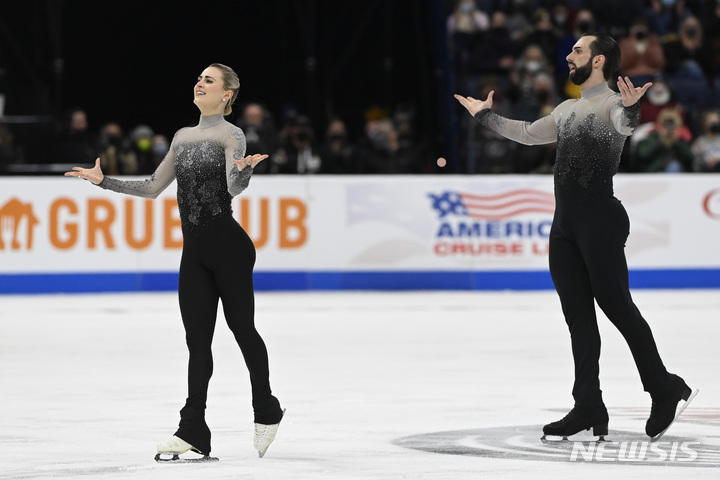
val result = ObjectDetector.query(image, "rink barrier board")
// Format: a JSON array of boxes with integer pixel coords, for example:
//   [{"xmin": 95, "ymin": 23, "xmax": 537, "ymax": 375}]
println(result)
[
  {"xmin": 1, "ymin": 268, "xmax": 719, "ymax": 294},
  {"xmin": 3, "ymin": 175, "xmax": 720, "ymax": 294}
]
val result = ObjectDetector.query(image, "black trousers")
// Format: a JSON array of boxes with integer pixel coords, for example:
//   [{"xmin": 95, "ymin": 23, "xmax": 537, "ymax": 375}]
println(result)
[
  {"xmin": 173, "ymin": 217, "xmax": 282, "ymax": 454},
  {"xmin": 548, "ymin": 196, "xmax": 674, "ymax": 413}
]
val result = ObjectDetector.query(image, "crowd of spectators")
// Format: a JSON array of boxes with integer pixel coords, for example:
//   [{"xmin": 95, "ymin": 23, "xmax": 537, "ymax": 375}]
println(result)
[
  {"xmin": 0, "ymin": 101, "xmax": 435, "ymax": 175},
  {"xmin": 450, "ymin": 0, "xmax": 720, "ymax": 173},
  {"xmin": 1, "ymin": 0, "xmax": 719, "ymax": 175},
  {"xmin": 236, "ymin": 103, "xmax": 431, "ymax": 175}
]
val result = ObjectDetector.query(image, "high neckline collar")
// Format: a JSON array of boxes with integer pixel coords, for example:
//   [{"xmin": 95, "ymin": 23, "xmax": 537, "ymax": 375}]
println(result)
[
  {"xmin": 198, "ymin": 114, "xmax": 225, "ymax": 129},
  {"xmin": 580, "ymin": 82, "xmax": 611, "ymax": 99}
]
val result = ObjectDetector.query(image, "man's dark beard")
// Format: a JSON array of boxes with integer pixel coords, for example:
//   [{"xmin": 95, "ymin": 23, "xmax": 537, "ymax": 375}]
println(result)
[{"xmin": 569, "ymin": 58, "xmax": 593, "ymax": 85}]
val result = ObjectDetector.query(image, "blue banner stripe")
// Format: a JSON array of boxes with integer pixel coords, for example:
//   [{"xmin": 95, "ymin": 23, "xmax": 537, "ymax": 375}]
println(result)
[{"xmin": 1, "ymin": 269, "xmax": 719, "ymax": 294}]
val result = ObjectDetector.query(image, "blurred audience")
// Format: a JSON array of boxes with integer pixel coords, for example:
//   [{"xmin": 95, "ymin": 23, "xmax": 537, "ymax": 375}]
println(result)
[
  {"xmin": 691, "ymin": 110, "xmax": 720, "ymax": 172},
  {"xmin": 508, "ymin": 43, "xmax": 555, "ymax": 109},
  {"xmin": 236, "ymin": 102, "xmax": 278, "ymax": 174},
  {"xmin": 98, "ymin": 122, "xmax": 137, "ymax": 175},
  {"xmin": 638, "ymin": 78, "xmax": 682, "ymax": 125},
  {"xmin": 447, "ymin": 0, "xmax": 489, "ymax": 36},
  {"xmin": 5, "ymin": 1, "xmax": 720, "ymax": 175},
  {"xmin": 663, "ymin": 15, "xmax": 711, "ymax": 83},
  {"xmin": 618, "ymin": 17, "xmax": 666, "ymax": 86},
  {"xmin": 357, "ymin": 116, "xmax": 421, "ymax": 174},
  {"xmin": 450, "ymin": 0, "xmax": 720, "ymax": 173},
  {"xmin": 645, "ymin": 0, "xmax": 693, "ymax": 37},
  {"xmin": 152, "ymin": 134, "xmax": 169, "ymax": 168},
  {"xmin": 319, "ymin": 118, "xmax": 357, "ymax": 174},
  {"xmin": 129, "ymin": 125, "xmax": 156, "ymax": 174},
  {"xmin": 636, "ymin": 107, "xmax": 694, "ymax": 172},
  {"xmin": 0, "ymin": 122, "xmax": 14, "ymax": 167},
  {"xmin": 56, "ymin": 108, "xmax": 96, "ymax": 165},
  {"xmin": 272, "ymin": 114, "xmax": 322, "ymax": 174},
  {"xmin": 464, "ymin": 10, "xmax": 517, "ymax": 80}
]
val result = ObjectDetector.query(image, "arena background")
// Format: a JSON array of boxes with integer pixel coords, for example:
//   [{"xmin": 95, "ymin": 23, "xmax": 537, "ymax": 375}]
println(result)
[{"xmin": 1, "ymin": 0, "xmax": 451, "ymax": 167}]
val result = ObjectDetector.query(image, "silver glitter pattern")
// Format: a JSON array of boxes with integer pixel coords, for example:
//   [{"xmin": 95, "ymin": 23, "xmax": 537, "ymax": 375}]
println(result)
[
  {"xmin": 97, "ymin": 114, "xmax": 251, "ymax": 234},
  {"xmin": 474, "ymin": 83, "xmax": 639, "ymax": 201}
]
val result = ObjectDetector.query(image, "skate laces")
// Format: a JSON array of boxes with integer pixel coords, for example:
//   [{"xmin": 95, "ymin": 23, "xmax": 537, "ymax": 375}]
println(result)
[
  {"xmin": 254, "ymin": 422, "xmax": 278, "ymax": 444},
  {"xmin": 253, "ymin": 409, "xmax": 285, "ymax": 457}
]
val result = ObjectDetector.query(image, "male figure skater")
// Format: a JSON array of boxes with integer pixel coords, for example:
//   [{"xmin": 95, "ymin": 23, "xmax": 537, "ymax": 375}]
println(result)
[{"xmin": 455, "ymin": 34, "xmax": 697, "ymax": 441}]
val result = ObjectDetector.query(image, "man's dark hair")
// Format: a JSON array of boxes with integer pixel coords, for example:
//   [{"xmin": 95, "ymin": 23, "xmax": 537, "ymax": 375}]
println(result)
[{"xmin": 582, "ymin": 33, "xmax": 621, "ymax": 81}]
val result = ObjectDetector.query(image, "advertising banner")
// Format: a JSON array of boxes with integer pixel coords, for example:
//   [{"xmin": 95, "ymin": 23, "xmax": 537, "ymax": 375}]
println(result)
[{"xmin": 1, "ymin": 175, "xmax": 719, "ymax": 292}]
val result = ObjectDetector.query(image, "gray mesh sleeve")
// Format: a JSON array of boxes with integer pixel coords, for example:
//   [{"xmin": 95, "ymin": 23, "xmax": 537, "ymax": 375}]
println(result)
[
  {"xmin": 97, "ymin": 146, "xmax": 176, "ymax": 199},
  {"xmin": 226, "ymin": 125, "xmax": 252, "ymax": 197},
  {"xmin": 606, "ymin": 95, "xmax": 640, "ymax": 136},
  {"xmin": 473, "ymin": 109, "xmax": 558, "ymax": 145}
]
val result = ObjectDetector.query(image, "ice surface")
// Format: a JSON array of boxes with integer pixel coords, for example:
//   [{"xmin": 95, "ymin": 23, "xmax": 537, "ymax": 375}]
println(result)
[{"xmin": 1, "ymin": 290, "xmax": 718, "ymax": 479}]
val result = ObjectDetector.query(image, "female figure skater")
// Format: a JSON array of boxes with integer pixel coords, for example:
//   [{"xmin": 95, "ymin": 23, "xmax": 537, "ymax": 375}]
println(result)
[
  {"xmin": 66, "ymin": 63, "xmax": 284, "ymax": 461},
  {"xmin": 455, "ymin": 34, "xmax": 696, "ymax": 442}
]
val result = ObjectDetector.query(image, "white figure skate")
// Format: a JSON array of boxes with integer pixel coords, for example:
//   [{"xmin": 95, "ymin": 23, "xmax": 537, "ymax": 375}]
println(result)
[
  {"xmin": 155, "ymin": 435, "xmax": 218, "ymax": 463},
  {"xmin": 254, "ymin": 409, "xmax": 286, "ymax": 458}
]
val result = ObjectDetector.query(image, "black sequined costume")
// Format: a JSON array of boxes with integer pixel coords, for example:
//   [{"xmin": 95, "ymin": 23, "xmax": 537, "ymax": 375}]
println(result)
[
  {"xmin": 474, "ymin": 83, "xmax": 679, "ymax": 413},
  {"xmin": 98, "ymin": 114, "xmax": 282, "ymax": 454}
]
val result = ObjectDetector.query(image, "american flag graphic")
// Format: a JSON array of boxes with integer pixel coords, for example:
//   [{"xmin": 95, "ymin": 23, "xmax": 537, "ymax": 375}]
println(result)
[{"xmin": 429, "ymin": 189, "xmax": 555, "ymax": 220}]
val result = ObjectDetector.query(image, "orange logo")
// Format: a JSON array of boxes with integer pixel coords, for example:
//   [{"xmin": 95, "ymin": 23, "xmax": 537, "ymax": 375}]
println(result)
[
  {"xmin": 0, "ymin": 196, "xmax": 308, "ymax": 252},
  {"xmin": 0, "ymin": 198, "xmax": 40, "ymax": 251}
]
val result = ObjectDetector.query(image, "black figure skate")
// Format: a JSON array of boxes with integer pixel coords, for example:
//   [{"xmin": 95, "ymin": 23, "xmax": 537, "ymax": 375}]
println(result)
[
  {"xmin": 541, "ymin": 407, "xmax": 609, "ymax": 443},
  {"xmin": 646, "ymin": 375, "xmax": 699, "ymax": 442}
]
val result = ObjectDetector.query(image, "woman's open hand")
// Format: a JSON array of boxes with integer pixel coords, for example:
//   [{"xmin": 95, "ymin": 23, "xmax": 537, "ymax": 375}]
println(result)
[{"xmin": 64, "ymin": 158, "xmax": 104, "ymax": 185}]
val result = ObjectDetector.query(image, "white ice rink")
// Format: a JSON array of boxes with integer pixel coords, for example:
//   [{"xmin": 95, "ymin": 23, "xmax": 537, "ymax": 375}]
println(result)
[{"xmin": 1, "ymin": 289, "xmax": 719, "ymax": 479}]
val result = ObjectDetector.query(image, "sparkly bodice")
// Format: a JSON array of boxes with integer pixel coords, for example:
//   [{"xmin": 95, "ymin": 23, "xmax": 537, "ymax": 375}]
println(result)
[
  {"xmin": 474, "ymin": 83, "xmax": 639, "ymax": 203},
  {"xmin": 98, "ymin": 114, "xmax": 251, "ymax": 235}
]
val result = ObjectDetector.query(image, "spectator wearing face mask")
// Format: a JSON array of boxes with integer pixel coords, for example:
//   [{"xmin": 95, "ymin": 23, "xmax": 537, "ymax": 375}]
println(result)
[
  {"xmin": 98, "ymin": 122, "xmax": 137, "ymax": 175},
  {"xmin": 512, "ymin": 72, "xmax": 559, "ymax": 173},
  {"xmin": 636, "ymin": 107, "xmax": 694, "ymax": 172},
  {"xmin": 447, "ymin": 0, "xmax": 489, "ymax": 36},
  {"xmin": 691, "ymin": 110, "xmax": 720, "ymax": 172},
  {"xmin": 508, "ymin": 43, "xmax": 553, "ymax": 106},
  {"xmin": 357, "ymin": 117, "xmax": 419, "ymax": 174},
  {"xmin": 236, "ymin": 102, "xmax": 278, "ymax": 174},
  {"xmin": 638, "ymin": 78, "xmax": 682, "ymax": 124},
  {"xmin": 523, "ymin": 9, "xmax": 561, "ymax": 68},
  {"xmin": 556, "ymin": 9, "xmax": 595, "ymax": 71},
  {"xmin": 129, "ymin": 124, "xmax": 156, "ymax": 175},
  {"xmin": 272, "ymin": 114, "xmax": 321, "ymax": 174},
  {"xmin": 318, "ymin": 118, "xmax": 357, "ymax": 174},
  {"xmin": 663, "ymin": 16, "xmax": 710, "ymax": 82},
  {"xmin": 549, "ymin": 2, "xmax": 570, "ymax": 35},
  {"xmin": 618, "ymin": 18, "xmax": 665, "ymax": 87}
]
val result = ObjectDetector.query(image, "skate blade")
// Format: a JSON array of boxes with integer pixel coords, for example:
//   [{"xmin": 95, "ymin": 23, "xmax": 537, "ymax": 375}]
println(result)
[
  {"xmin": 154, "ymin": 452, "xmax": 219, "ymax": 463},
  {"xmin": 651, "ymin": 388, "xmax": 699, "ymax": 442},
  {"xmin": 541, "ymin": 435, "xmax": 608, "ymax": 444}
]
